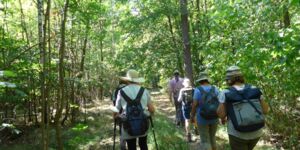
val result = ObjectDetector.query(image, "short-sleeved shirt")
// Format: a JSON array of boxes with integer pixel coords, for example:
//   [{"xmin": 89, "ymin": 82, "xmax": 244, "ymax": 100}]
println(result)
[
  {"xmin": 218, "ymin": 84, "xmax": 264, "ymax": 140},
  {"xmin": 116, "ymin": 84, "xmax": 151, "ymax": 140},
  {"xmin": 168, "ymin": 77, "xmax": 184, "ymax": 98},
  {"xmin": 193, "ymin": 85, "xmax": 219, "ymax": 125}
]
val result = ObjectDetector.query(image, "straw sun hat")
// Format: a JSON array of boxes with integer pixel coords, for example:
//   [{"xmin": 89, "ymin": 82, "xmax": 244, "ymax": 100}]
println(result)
[{"xmin": 120, "ymin": 69, "xmax": 145, "ymax": 83}]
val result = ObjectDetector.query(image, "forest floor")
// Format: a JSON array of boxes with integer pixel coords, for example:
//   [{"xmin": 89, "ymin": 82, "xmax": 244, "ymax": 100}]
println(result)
[{"xmin": 0, "ymin": 90, "xmax": 277, "ymax": 150}]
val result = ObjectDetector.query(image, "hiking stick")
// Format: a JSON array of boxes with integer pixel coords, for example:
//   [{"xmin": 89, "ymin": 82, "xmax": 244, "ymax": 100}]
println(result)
[
  {"xmin": 149, "ymin": 116, "xmax": 159, "ymax": 150},
  {"xmin": 113, "ymin": 118, "xmax": 117, "ymax": 150}
]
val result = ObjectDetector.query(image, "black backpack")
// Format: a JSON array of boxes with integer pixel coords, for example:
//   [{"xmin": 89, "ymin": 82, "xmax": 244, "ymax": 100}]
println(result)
[
  {"xmin": 225, "ymin": 85, "xmax": 265, "ymax": 132},
  {"xmin": 120, "ymin": 87, "xmax": 149, "ymax": 136},
  {"xmin": 182, "ymin": 88, "xmax": 194, "ymax": 106},
  {"xmin": 198, "ymin": 86, "xmax": 219, "ymax": 120}
]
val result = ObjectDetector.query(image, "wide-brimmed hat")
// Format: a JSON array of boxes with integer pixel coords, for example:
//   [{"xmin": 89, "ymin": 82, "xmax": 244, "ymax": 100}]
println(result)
[
  {"xmin": 183, "ymin": 78, "xmax": 192, "ymax": 87},
  {"xmin": 226, "ymin": 66, "xmax": 242, "ymax": 80},
  {"xmin": 120, "ymin": 69, "xmax": 145, "ymax": 83},
  {"xmin": 196, "ymin": 72, "xmax": 210, "ymax": 82}
]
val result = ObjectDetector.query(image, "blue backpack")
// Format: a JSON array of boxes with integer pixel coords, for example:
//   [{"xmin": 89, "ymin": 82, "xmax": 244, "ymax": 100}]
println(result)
[
  {"xmin": 225, "ymin": 85, "xmax": 265, "ymax": 132},
  {"xmin": 198, "ymin": 86, "xmax": 219, "ymax": 120},
  {"xmin": 120, "ymin": 87, "xmax": 149, "ymax": 136}
]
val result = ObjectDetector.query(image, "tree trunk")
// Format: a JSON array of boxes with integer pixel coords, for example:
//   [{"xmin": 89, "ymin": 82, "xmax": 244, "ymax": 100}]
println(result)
[
  {"xmin": 283, "ymin": 5, "xmax": 290, "ymax": 28},
  {"xmin": 44, "ymin": 0, "xmax": 51, "ymax": 147},
  {"xmin": 80, "ymin": 23, "xmax": 89, "ymax": 75},
  {"xmin": 167, "ymin": 15, "xmax": 184, "ymax": 74},
  {"xmin": 55, "ymin": 0, "xmax": 69, "ymax": 149},
  {"xmin": 179, "ymin": 0, "xmax": 194, "ymax": 83},
  {"xmin": 18, "ymin": 0, "xmax": 30, "ymax": 45},
  {"xmin": 37, "ymin": 0, "xmax": 48, "ymax": 149}
]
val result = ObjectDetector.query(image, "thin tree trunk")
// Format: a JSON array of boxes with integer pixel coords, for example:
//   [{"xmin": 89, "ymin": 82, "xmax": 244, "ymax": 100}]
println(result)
[
  {"xmin": 167, "ymin": 15, "xmax": 183, "ymax": 74},
  {"xmin": 179, "ymin": 0, "xmax": 194, "ymax": 83},
  {"xmin": 44, "ymin": 0, "xmax": 51, "ymax": 147},
  {"xmin": 283, "ymin": 5, "xmax": 290, "ymax": 28},
  {"xmin": 99, "ymin": 39, "xmax": 104, "ymax": 100},
  {"xmin": 18, "ymin": 0, "xmax": 30, "ymax": 45},
  {"xmin": 37, "ymin": 0, "xmax": 47, "ymax": 149},
  {"xmin": 55, "ymin": 0, "xmax": 69, "ymax": 149},
  {"xmin": 80, "ymin": 23, "xmax": 89, "ymax": 74}
]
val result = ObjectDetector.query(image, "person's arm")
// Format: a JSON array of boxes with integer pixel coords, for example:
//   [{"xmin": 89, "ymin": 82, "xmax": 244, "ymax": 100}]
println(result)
[
  {"xmin": 190, "ymin": 88, "xmax": 200, "ymax": 123},
  {"xmin": 167, "ymin": 80, "xmax": 173, "ymax": 103},
  {"xmin": 148, "ymin": 102, "xmax": 155, "ymax": 114},
  {"xmin": 113, "ymin": 91, "xmax": 122, "ymax": 118},
  {"xmin": 260, "ymin": 96, "xmax": 269, "ymax": 114},
  {"xmin": 190, "ymin": 100, "xmax": 198, "ymax": 123},
  {"xmin": 217, "ymin": 90, "xmax": 227, "ymax": 119},
  {"xmin": 177, "ymin": 89, "xmax": 183, "ymax": 103},
  {"xmin": 146, "ymin": 90, "xmax": 155, "ymax": 114},
  {"xmin": 217, "ymin": 103, "xmax": 226, "ymax": 119}
]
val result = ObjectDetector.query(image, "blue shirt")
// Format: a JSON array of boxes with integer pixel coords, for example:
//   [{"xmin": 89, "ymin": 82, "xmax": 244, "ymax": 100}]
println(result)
[{"xmin": 193, "ymin": 85, "xmax": 219, "ymax": 125}]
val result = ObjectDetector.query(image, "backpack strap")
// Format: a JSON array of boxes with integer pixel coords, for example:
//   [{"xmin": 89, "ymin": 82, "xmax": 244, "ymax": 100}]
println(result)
[
  {"xmin": 209, "ymin": 86, "xmax": 216, "ymax": 95},
  {"xmin": 114, "ymin": 85, "xmax": 127, "ymax": 101},
  {"xmin": 120, "ymin": 87, "xmax": 145, "ymax": 103},
  {"xmin": 197, "ymin": 86, "xmax": 206, "ymax": 94},
  {"xmin": 198, "ymin": 86, "xmax": 208, "ymax": 103},
  {"xmin": 134, "ymin": 87, "xmax": 145, "ymax": 103}
]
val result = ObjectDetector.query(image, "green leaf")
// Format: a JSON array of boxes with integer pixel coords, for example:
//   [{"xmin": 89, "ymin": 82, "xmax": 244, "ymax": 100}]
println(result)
[{"xmin": 289, "ymin": 0, "xmax": 300, "ymax": 6}]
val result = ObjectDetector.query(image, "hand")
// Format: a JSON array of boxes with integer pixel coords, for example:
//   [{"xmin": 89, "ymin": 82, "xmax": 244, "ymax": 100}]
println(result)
[
  {"xmin": 220, "ymin": 118, "xmax": 226, "ymax": 125},
  {"xmin": 190, "ymin": 116, "xmax": 195, "ymax": 124},
  {"xmin": 113, "ymin": 113, "xmax": 119, "ymax": 119}
]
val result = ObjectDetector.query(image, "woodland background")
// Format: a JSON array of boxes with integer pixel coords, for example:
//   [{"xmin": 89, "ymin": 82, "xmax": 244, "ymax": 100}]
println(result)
[{"xmin": 0, "ymin": 0, "xmax": 299, "ymax": 149}]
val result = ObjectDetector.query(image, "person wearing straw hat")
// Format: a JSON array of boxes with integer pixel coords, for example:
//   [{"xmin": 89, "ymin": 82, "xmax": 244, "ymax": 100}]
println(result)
[
  {"xmin": 111, "ymin": 77, "xmax": 128, "ymax": 150},
  {"xmin": 113, "ymin": 69, "xmax": 155, "ymax": 150},
  {"xmin": 217, "ymin": 66, "xmax": 269, "ymax": 150},
  {"xmin": 191, "ymin": 71, "xmax": 219, "ymax": 150},
  {"xmin": 178, "ymin": 78, "xmax": 194, "ymax": 142},
  {"xmin": 168, "ymin": 70, "xmax": 184, "ymax": 127}
]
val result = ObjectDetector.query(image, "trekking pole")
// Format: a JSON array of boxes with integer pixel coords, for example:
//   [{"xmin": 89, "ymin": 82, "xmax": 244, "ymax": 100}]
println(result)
[
  {"xmin": 113, "ymin": 118, "xmax": 117, "ymax": 150},
  {"xmin": 149, "ymin": 116, "xmax": 159, "ymax": 150}
]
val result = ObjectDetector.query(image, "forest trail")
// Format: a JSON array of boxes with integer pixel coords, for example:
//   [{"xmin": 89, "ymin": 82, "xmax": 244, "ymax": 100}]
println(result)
[
  {"xmin": 0, "ymin": 90, "xmax": 277, "ymax": 150},
  {"xmin": 90, "ymin": 90, "xmax": 275, "ymax": 150}
]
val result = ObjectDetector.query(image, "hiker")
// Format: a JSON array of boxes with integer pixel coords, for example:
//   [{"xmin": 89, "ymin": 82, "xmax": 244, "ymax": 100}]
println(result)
[
  {"xmin": 111, "ymin": 79, "xmax": 128, "ymax": 150},
  {"xmin": 168, "ymin": 70, "xmax": 184, "ymax": 127},
  {"xmin": 113, "ymin": 69, "xmax": 155, "ymax": 150},
  {"xmin": 217, "ymin": 66, "xmax": 269, "ymax": 150},
  {"xmin": 112, "ymin": 79, "xmax": 128, "ymax": 105},
  {"xmin": 177, "ymin": 78, "xmax": 194, "ymax": 142},
  {"xmin": 191, "ymin": 72, "xmax": 219, "ymax": 150}
]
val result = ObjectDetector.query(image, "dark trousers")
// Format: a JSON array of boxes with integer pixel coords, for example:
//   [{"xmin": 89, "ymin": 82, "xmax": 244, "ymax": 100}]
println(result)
[
  {"xmin": 229, "ymin": 135, "xmax": 260, "ymax": 150},
  {"xmin": 173, "ymin": 96, "xmax": 183, "ymax": 124},
  {"xmin": 126, "ymin": 136, "xmax": 148, "ymax": 150}
]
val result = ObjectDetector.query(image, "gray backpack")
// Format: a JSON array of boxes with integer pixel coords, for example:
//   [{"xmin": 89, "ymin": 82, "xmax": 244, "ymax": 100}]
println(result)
[{"xmin": 225, "ymin": 85, "xmax": 265, "ymax": 132}]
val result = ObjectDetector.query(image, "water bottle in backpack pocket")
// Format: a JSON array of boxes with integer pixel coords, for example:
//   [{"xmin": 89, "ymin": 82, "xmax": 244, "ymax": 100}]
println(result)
[
  {"xmin": 120, "ymin": 87, "xmax": 149, "ymax": 136},
  {"xmin": 226, "ymin": 85, "xmax": 265, "ymax": 132},
  {"xmin": 182, "ymin": 88, "xmax": 194, "ymax": 106},
  {"xmin": 198, "ymin": 86, "xmax": 219, "ymax": 120}
]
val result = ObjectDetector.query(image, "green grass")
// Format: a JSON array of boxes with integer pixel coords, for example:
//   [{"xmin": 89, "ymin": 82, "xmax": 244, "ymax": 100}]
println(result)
[{"xmin": 148, "ymin": 112, "xmax": 189, "ymax": 150}]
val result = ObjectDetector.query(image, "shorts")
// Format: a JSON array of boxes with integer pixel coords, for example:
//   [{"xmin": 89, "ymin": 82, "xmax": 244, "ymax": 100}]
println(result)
[{"xmin": 182, "ymin": 105, "xmax": 191, "ymax": 120}]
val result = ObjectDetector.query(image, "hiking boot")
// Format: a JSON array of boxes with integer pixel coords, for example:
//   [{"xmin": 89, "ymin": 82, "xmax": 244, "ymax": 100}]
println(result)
[{"xmin": 186, "ymin": 133, "xmax": 192, "ymax": 142}]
